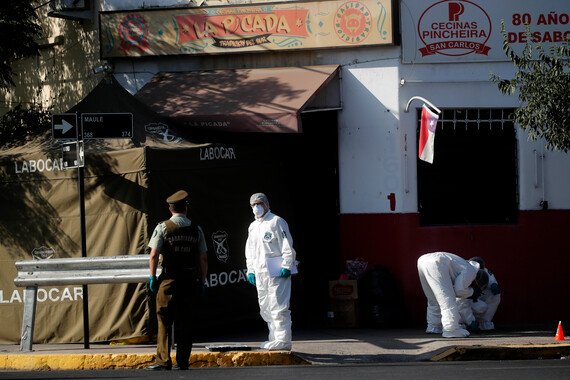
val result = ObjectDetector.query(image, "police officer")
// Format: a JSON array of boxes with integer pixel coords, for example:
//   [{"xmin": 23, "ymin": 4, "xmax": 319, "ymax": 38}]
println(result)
[{"xmin": 147, "ymin": 190, "xmax": 208, "ymax": 371}]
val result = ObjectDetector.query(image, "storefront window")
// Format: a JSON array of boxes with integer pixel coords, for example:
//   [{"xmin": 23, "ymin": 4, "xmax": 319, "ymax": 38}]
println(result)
[{"xmin": 417, "ymin": 108, "xmax": 518, "ymax": 226}]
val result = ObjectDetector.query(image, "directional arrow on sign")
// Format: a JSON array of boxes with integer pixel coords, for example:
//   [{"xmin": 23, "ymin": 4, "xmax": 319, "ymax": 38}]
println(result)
[
  {"xmin": 54, "ymin": 119, "xmax": 74, "ymax": 134},
  {"xmin": 52, "ymin": 114, "xmax": 78, "ymax": 140}
]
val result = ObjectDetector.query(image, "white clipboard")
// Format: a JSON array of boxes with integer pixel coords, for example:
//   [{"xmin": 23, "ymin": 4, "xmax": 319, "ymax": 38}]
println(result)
[{"xmin": 266, "ymin": 256, "xmax": 298, "ymax": 277}]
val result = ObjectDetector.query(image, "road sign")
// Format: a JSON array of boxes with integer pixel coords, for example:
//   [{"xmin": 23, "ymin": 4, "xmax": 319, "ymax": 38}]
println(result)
[
  {"xmin": 52, "ymin": 114, "xmax": 78, "ymax": 139},
  {"xmin": 62, "ymin": 141, "xmax": 84, "ymax": 169},
  {"xmin": 81, "ymin": 113, "xmax": 133, "ymax": 139}
]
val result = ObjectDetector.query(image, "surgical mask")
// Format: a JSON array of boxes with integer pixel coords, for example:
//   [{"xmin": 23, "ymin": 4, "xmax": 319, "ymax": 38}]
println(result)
[{"xmin": 252, "ymin": 204, "xmax": 265, "ymax": 218}]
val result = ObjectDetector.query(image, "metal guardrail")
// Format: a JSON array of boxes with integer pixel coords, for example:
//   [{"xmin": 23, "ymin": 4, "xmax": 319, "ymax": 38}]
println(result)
[{"xmin": 14, "ymin": 255, "xmax": 153, "ymax": 352}]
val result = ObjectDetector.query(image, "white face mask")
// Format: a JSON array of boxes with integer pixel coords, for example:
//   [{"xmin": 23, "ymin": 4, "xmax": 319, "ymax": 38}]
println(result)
[{"xmin": 252, "ymin": 204, "xmax": 265, "ymax": 218}]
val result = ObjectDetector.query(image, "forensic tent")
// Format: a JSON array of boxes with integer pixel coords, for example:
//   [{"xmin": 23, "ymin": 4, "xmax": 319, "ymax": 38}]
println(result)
[
  {"xmin": 0, "ymin": 134, "xmax": 150, "ymax": 344},
  {"xmin": 0, "ymin": 76, "xmax": 295, "ymax": 344}
]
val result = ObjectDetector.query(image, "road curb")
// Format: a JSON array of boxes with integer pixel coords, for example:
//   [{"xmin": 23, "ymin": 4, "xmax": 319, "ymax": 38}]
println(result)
[
  {"xmin": 0, "ymin": 351, "xmax": 308, "ymax": 370},
  {"xmin": 430, "ymin": 344, "xmax": 570, "ymax": 361}
]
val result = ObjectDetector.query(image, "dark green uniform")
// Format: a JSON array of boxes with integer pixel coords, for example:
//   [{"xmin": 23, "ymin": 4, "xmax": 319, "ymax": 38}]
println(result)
[{"xmin": 155, "ymin": 220, "xmax": 203, "ymax": 369}]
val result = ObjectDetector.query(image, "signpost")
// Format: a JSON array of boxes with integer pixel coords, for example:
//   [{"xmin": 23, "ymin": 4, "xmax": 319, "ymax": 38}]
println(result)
[
  {"xmin": 54, "ymin": 111, "xmax": 133, "ymax": 349},
  {"xmin": 52, "ymin": 113, "xmax": 78, "ymax": 140},
  {"xmin": 81, "ymin": 113, "xmax": 133, "ymax": 139}
]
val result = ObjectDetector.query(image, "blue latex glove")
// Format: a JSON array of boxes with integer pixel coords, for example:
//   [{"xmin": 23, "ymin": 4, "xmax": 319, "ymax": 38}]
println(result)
[
  {"xmin": 247, "ymin": 273, "xmax": 256, "ymax": 286},
  {"xmin": 279, "ymin": 268, "xmax": 291, "ymax": 278},
  {"xmin": 149, "ymin": 276, "xmax": 158, "ymax": 294},
  {"xmin": 490, "ymin": 283, "xmax": 501, "ymax": 296}
]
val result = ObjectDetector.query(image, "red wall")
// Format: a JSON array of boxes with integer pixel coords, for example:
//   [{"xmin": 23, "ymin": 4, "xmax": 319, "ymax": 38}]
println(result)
[{"xmin": 339, "ymin": 210, "xmax": 570, "ymax": 329}]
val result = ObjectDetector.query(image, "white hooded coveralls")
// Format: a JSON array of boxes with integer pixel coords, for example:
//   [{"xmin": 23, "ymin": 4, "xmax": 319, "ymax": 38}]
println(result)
[
  {"xmin": 246, "ymin": 211, "xmax": 296, "ymax": 346},
  {"xmin": 457, "ymin": 266, "xmax": 500, "ymax": 330},
  {"xmin": 417, "ymin": 252, "xmax": 478, "ymax": 334},
  {"xmin": 473, "ymin": 268, "xmax": 501, "ymax": 330}
]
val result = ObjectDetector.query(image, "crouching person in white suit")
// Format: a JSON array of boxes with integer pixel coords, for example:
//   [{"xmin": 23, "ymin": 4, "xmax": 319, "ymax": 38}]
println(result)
[
  {"xmin": 457, "ymin": 257, "xmax": 501, "ymax": 332},
  {"xmin": 468, "ymin": 257, "xmax": 501, "ymax": 331},
  {"xmin": 417, "ymin": 252, "xmax": 489, "ymax": 338}
]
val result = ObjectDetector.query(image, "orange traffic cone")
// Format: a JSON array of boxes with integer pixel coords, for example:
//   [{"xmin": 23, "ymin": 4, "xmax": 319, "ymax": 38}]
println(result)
[{"xmin": 555, "ymin": 321, "xmax": 565, "ymax": 341}]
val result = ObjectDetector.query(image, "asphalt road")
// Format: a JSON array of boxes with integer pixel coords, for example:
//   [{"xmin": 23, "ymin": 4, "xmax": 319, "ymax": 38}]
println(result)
[{"xmin": 1, "ymin": 360, "xmax": 570, "ymax": 380}]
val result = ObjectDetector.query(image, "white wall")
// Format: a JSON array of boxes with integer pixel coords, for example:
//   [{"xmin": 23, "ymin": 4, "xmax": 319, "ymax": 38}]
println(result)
[
  {"xmin": 518, "ymin": 136, "xmax": 570, "ymax": 211},
  {"xmin": 337, "ymin": 59, "xmax": 402, "ymax": 214},
  {"xmin": 398, "ymin": 61, "xmax": 570, "ymax": 212}
]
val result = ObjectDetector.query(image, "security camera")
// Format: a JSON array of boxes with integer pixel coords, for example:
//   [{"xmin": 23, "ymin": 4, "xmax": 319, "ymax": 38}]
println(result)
[{"xmin": 92, "ymin": 63, "xmax": 112, "ymax": 74}]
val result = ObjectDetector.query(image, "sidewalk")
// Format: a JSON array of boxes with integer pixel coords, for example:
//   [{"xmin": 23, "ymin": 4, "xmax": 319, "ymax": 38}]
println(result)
[{"xmin": 1, "ymin": 328, "xmax": 569, "ymax": 370}]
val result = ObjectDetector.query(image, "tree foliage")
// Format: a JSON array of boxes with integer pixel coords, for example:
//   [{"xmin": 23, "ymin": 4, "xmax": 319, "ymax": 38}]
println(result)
[
  {"xmin": 490, "ymin": 23, "xmax": 570, "ymax": 152},
  {"xmin": 0, "ymin": 104, "xmax": 51, "ymax": 148},
  {"xmin": 0, "ymin": 1, "xmax": 42, "ymax": 90}
]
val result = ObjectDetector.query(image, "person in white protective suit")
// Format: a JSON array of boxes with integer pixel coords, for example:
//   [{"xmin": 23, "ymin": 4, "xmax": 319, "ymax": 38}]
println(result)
[
  {"xmin": 417, "ymin": 252, "xmax": 489, "ymax": 338},
  {"xmin": 466, "ymin": 257, "xmax": 501, "ymax": 331},
  {"xmin": 457, "ymin": 258, "xmax": 489, "ymax": 333},
  {"xmin": 245, "ymin": 193, "xmax": 297, "ymax": 351}
]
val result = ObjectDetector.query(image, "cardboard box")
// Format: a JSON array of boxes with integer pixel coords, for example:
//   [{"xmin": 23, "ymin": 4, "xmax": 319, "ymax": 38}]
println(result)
[
  {"xmin": 329, "ymin": 280, "xmax": 358, "ymax": 300},
  {"xmin": 328, "ymin": 280, "xmax": 359, "ymax": 327},
  {"xmin": 328, "ymin": 299, "xmax": 359, "ymax": 328}
]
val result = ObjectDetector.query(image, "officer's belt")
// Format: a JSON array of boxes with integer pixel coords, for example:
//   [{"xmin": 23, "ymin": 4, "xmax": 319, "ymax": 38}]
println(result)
[{"xmin": 162, "ymin": 267, "xmax": 198, "ymax": 278}]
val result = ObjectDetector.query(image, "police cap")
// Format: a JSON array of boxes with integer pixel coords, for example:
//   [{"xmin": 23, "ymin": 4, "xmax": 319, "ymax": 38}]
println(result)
[{"xmin": 166, "ymin": 190, "xmax": 188, "ymax": 205}]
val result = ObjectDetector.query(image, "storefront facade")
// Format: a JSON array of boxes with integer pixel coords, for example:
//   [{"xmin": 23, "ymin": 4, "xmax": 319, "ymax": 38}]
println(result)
[
  {"xmin": 101, "ymin": 0, "xmax": 570, "ymax": 327},
  {"xmin": 378, "ymin": 0, "xmax": 570, "ymax": 326},
  {"xmin": 2, "ymin": 1, "xmax": 569, "ymax": 344}
]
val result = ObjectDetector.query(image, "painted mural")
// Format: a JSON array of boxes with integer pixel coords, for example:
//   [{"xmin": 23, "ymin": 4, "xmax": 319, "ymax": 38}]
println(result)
[{"xmin": 99, "ymin": 0, "xmax": 394, "ymax": 57}]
